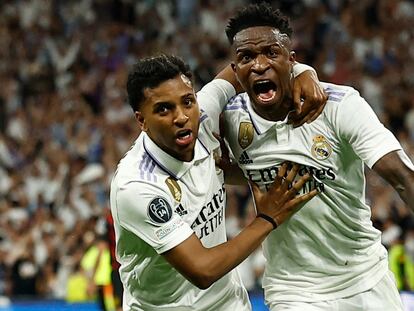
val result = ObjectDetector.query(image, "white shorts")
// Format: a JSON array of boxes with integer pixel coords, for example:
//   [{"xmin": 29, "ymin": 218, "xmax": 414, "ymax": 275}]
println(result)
[{"xmin": 269, "ymin": 271, "xmax": 403, "ymax": 311}]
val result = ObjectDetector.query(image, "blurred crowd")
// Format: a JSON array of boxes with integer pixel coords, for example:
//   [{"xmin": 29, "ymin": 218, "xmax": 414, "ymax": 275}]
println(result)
[{"xmin": 0, "ymin": 0, "xmax": 414, "ymax": 307}]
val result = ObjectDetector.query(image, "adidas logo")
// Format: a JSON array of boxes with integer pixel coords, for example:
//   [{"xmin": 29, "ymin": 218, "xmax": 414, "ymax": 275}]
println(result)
[
  {"xmin": 239, "ymin": 151, "xmax": 253, "ymax": 164},
  {"xmin": 175, "ymin": 204, "xmax": 187, "ymax": 216}
]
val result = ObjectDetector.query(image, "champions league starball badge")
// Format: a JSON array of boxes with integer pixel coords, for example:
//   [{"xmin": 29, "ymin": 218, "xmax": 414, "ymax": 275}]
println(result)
[
  {"xmin": 147, "ymin": 197, "xmax": 173, "ymax": 224},
  {"xmin": 311, "ymin": 135, "xmax": 332, "ymax": 160}
]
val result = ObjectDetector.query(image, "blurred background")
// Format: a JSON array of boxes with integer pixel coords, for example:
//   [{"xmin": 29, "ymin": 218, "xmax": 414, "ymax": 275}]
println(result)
[{"xmin": 0, "ymin": 0, "xmax": 413, "ymax": 310}]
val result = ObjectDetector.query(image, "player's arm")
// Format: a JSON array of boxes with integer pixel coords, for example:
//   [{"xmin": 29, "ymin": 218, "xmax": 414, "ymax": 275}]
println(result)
[
  {"xmin": 289, "ymin": 63, "xmax": 328, "ymax": 127},
  {"xmin": 201, "ymin": 62, "xmax": 327, "ymax": 129},
  {"xmin": 372, "ymin": 151, "xmax": 414, "ymax": 210},
  {"xmin": 334, "ymin": 90, "xmax": 414, "ymax": 210},
  {"xmin": 213, "ymin": 62, "xmax": 327, "ymax": 125},
  {"xmin": 163, "ymin": 164, "xmax": 317, "ymax": 289}
]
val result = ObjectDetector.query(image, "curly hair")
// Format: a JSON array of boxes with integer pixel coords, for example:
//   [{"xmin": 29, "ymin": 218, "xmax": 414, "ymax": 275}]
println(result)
[
  {"xmin": 126, "ymin": 54, "xmax": 192, "ymax": 111},
  {"xmin": 225, "ymin": 2, "xmax": 292, "ymax": 45}
]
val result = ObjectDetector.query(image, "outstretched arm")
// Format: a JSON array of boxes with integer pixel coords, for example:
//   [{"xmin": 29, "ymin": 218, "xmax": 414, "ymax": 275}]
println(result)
[
  {"xmin": 373, "ymin": 150, "xmax": 414, "ymax": 210},
  {"xmin": 163, "ymin": 164, "xmax": 317, "ymax": 289}
]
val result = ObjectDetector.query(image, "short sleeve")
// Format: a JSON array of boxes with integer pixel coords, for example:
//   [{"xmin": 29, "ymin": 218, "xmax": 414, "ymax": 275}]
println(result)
[
  {"xmin": 292, "ymin": 62, "xmax": 316, "ymax": 78},
  {"xmin": 335, "ymin": 91, "xmax": 402, "ymax": 168},
  {"xmin": 113, "ymin": 182, "xmax": 194, "ymax": 254},
  {"xmin": 197, "ymin": 79, "xmax": 236, "ymax": 133}
]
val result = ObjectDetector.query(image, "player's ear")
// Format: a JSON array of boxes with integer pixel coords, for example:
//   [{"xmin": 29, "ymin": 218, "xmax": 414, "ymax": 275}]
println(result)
[
  {"xmin": 231, "ymin": 62, "xmax": 236, "ymax": 73},
  {"xmin": 289, "ymin": 51, "xmax": 296, "ymax": 62},
  {"xmin": 135, "ymin": 111, "xmax": 147, "ymax": 132}
]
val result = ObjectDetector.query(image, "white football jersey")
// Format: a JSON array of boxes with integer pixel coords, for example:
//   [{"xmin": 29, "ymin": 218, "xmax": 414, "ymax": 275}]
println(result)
[
  {"xmin": 110, "ymin": 79, "xmax": 251, "ymax": 310},
  {"xmin": 222, "ymin": 82, "xmax": 402, "ymax": 303}
]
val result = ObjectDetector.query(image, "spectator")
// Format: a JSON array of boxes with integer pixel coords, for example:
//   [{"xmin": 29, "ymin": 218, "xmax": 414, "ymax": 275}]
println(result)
[{"xmin": 0, "ymin": 0, "xmax": 413, "ymax": 305}]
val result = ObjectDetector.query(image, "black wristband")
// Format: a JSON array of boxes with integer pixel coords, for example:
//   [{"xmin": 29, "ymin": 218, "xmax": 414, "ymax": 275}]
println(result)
[{"xmin": 256, "ymin": 213, "xmax": 278, "ymax": 230}]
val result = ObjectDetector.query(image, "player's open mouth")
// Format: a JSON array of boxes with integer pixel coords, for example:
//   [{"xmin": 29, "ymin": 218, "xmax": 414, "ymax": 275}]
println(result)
[
  {"xmin": 253, "ymin": 80, "xmax": 277, "ymax": 103},
  {"xmin": 175, "ymin": 129, "xmax": 193, "ymax": 146}
]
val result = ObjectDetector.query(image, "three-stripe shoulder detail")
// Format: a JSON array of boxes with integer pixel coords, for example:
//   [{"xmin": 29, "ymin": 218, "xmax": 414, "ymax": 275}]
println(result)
[
  {"xmin": 224, "ymin": 94, "xmax": 248, "ymax": 112},
  {"xmin": 325, "ymin": 87, "xmax": 347, "ymax": 103},
  {"xmin": 138, "ymin": 153, "xmax": 157, "ymax": 182}
]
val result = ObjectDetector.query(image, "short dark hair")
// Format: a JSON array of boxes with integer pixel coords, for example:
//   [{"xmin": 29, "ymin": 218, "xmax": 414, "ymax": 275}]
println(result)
[
  {"xmin": 225, "ymin": 2, "xmax": 292, "ymax": 45},
  {"xmin": 127, "ymin": 54, "xmax": 192, "ymax": 111}
]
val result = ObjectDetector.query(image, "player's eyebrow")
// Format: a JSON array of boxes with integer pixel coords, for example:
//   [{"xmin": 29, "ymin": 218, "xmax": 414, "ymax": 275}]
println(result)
[
  {"xmin": 236, "ymin": 42, "xmax": 283, "ymax": 54},
  {"xmin": 153, "ymin": 93, "xmax": 194, "ymax": 106},
  {"xmin": 153, "ymin": 101, "xmax": 171, "ymax": 106},
  {"xmin": 182, "ymin": 92, "xmax": 195, "ymax": 99}
]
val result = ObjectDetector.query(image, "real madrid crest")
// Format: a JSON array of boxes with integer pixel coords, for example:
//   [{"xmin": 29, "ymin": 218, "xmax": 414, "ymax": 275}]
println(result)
[
  {"xmin": 165, "ymin": 177, "xmax": 182, "ymax": 202},
  {"xmin": 311, "ymin": 135, "xmax": 332, "ymax": 160},
  {"xmin": 238, "ymin": 122, "xmax": 254, "ymax": 149}
]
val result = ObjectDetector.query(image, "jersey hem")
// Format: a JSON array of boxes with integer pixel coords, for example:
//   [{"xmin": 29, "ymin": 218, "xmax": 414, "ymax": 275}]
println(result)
[{"xmin": 264, "ymin": 260, "xmax": 388, "ymax": 303}]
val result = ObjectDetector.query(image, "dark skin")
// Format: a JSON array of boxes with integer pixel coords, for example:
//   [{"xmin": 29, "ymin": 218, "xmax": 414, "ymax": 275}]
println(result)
[
  {"xmin": 136, "ymin": 74, "xmax": 318, "ymax": 289},
  {"xmin": 134, "ymin": 50, "xmax": 327, "ymax": 288},
  {"xmin": 373, "ymin": 151, "xmax": 414, "ymax": 210},
  {"xmin": 232, "ymin": 26, "xmax": 297, "ymax": 122},
  {"xmin": 231, "ymin": 25, "xmax": 414, "ymax": 209},
  {"xmin": 163, "ymin": 163, "xmax": 316, "ymax": 289},
  {"xmin": 290, "ymin": 69, "xmax": 327, "ymax": 126},
  {"xmin": 215, "ymin": 62, "xmax": 326, "ymax": 128}
]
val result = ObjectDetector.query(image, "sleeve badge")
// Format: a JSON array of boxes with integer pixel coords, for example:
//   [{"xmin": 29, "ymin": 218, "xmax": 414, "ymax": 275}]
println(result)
[{"xmin": 147, "ymin": 197, "xmax": 173, "ymax": 224}]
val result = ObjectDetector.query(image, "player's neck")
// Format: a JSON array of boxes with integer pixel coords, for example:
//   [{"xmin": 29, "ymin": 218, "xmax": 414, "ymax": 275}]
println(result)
[{"xmin": 254, "ymin": 102, "xmax": 291, "ymax": 122}]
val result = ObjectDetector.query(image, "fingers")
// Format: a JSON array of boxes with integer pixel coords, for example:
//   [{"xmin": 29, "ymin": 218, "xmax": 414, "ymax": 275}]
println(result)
[
  {"xmin": 278, "ymin": 162, "xmax": 288, "ymax": 178},
  {"xmin": 290, "ymin": 97, "xmax": 315, "ymax": 127},
  {"xmin": 212, "ymin": 131, "xmax": 230, "ymax": 170},
  {"xmin": 248, "ymin": 180, "xmax": 262, "ymax": 202},
  {"xmin": 274, "ymin": 188, "xmax": 318, "ymax": 226},
  {"xmin": 291, "ymin": 173, "xmax": 311, "ymax": 192},
  {"xmin": 285, "ymin": 189, "xmax": 318, "ymax": 209},
  {"xmin": 281, "ymin": 163, "xmax": 300, "ymax": 192},
  {"xmin": 284, "ymin": 173, "xmax": 311, "ymax": 199},
  {"xmin": 289, "ymin": 85, "xmax": 328, "ymax": 128},
  {"xmin": 306, "ymin": 97, "xmax": 327, "ymax": 124},
  {"xmin": 268, "ymin": 162, "xmax": 287, "ymax": 191}
]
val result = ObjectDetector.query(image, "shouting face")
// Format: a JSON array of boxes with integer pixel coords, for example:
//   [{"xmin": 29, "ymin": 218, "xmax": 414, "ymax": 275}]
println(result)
[
  {"xmin": 136, "ymin": 74, "xmax": 200, "ymax": 162},
  {"xmin": 232, "ymin": 26, "xmax": 296, "ymax": 120}
]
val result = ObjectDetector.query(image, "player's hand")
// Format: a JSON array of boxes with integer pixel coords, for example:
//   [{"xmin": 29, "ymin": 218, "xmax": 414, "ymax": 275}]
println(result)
[
  {"xmin": 250, "ymin": 163, "xmax": 318, "ymax": 228},
  {"xmin": 288, "ymin": 70, "xmax": 328, "ymax": 127},
  {"xmin": 213, "ymin": 131, "xmax": 231, "ymax": 171},
  {"xmin": 213, "ymin": 113, "xmax": 231, "ymax": 171}
]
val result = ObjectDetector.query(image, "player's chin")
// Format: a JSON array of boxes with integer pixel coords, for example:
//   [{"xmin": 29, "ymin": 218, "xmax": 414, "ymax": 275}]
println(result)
[
  {"xmin": 252, "ymin": 94, "xmax": 281, "ymax": 109},
  {"xmin": 174, "ymin": 143, "xmax": 196, "ymax": 162}
]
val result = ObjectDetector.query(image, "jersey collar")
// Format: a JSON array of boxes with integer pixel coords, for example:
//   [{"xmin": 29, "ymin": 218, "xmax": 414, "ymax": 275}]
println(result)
[
  {"xmin": 142, "ymin": 133, "xmax": 210, "ymax": 180},
  {"xmin": 246, "ymin": 95, "xmax": 292, "ymax": 135}
]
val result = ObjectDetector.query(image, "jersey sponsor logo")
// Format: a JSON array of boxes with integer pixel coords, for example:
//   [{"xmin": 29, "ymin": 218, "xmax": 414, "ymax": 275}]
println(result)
[
  {"xmin": 147, "ymin": 197, "xmax": 173, "ymax": 224},
  {"xmin": 238, "ymin": 122, "xmax": 254, "ymax": 149},
  {"xmin": 191, "ymin": 184, "xmax": 225, "ymax": 239},
  {"xmin": 165, "ymin": 177, "xmax": 182, "ymax": 202},
  {"xmin": 246, "ymin": 165, "xmax": 336, "ymax": 193},
  {"xmin": 239, "ymin": 151, "xmax": 253, "ymax": 164},
  {"xmin": 311, "ymin": 135, "xmax": 332, "ymax": 160}
]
